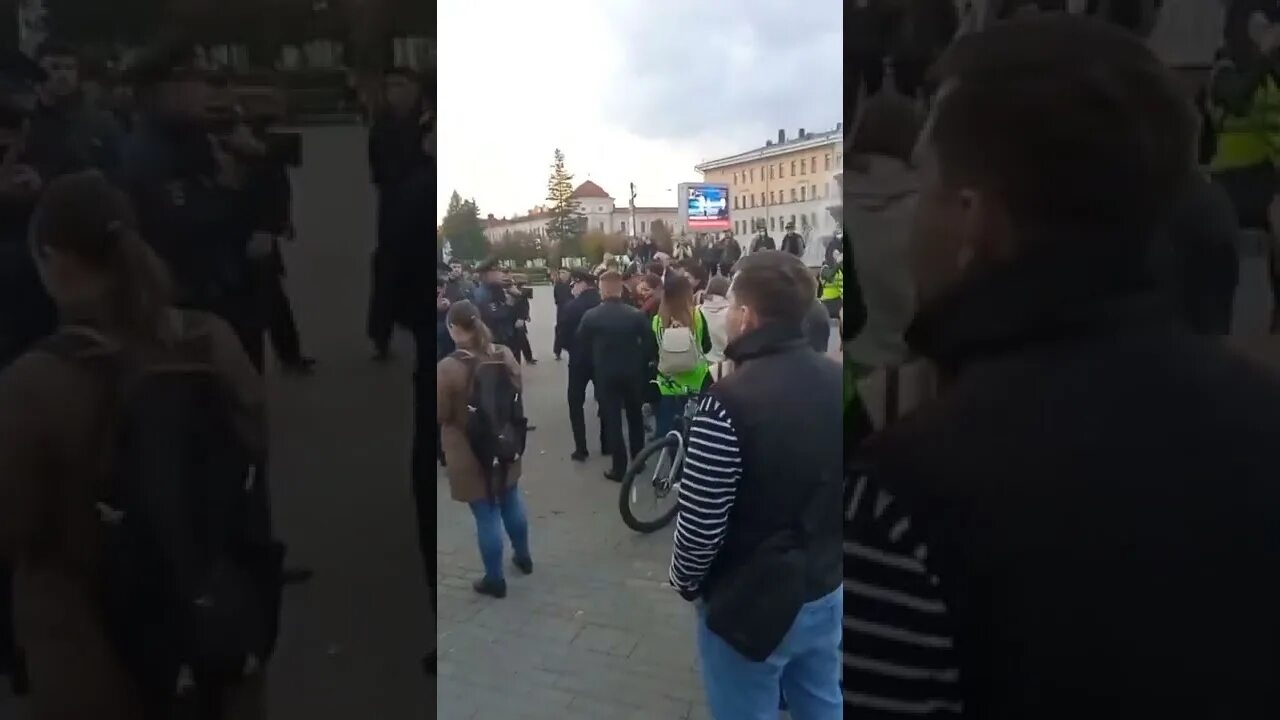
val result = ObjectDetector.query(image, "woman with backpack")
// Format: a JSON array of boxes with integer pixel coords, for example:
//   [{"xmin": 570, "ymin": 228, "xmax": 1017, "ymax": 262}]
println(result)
[
  {"xmin": 0, "ymin": 171, "xmax": 268, "ymax": 719},
  {"xmin": 698, "ymin": 276, "xmax": 732, "ymax": 381},
  {"xmin": 651, "ymin": 274, "xmax": 713, "ymax": 438},
  {"xmin": 437, "ymin": 300, "xmax": 533, "ymax": 600}
]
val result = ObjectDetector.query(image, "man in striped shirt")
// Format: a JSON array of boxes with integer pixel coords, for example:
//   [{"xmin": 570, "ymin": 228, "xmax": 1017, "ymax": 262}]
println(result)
[{"xmin": 667, "ymin": 251, "xmax": 843, "ymax": 719}]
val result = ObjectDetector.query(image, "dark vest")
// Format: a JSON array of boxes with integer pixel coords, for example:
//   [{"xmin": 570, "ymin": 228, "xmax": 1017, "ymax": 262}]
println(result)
[{"xmin": 703, "ymin": 322, "xmax": 843, "ymax": 603}]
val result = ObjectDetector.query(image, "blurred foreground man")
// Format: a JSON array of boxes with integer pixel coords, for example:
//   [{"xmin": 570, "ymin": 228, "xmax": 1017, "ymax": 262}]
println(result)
[
  {"xmin": 668, "ymin": 251, "xmax": 842, "ymax": 719},
  {"xmin": 845, "ymin": 16, "xmax": 1280, "ymax": 718}
]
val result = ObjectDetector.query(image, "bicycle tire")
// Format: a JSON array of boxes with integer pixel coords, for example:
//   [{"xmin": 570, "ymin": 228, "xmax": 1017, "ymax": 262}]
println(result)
[{"xmin": 618, "ymin": 434, "xmax": 682, "ymax": 533}]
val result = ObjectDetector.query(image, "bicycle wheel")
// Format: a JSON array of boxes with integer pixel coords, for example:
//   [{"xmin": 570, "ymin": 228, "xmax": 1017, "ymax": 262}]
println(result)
[{"xmin": 619, "ymin": 434, "xmax": 683, "ymax": 533}]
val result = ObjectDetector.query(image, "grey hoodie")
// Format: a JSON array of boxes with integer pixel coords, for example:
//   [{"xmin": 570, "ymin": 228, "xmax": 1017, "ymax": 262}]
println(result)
[{"xmin": 845, "ymin": 155, "xmax": 920, "ymax": 369}]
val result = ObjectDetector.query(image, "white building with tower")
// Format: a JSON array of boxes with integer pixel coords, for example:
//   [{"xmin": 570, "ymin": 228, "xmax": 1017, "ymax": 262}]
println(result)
[{"xmin": 483, "ymin": 181, "xmax": 681, "ymax": 245}]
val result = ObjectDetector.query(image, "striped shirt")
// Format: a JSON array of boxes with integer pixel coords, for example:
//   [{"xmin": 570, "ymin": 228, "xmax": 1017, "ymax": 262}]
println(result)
[
  {"xmin": 844, "ymin": 467, "xmax": 963, "ymax": 716},
  {"xmin": 668, "ymin": 395, "xmax": 742, "ymax": 596}
]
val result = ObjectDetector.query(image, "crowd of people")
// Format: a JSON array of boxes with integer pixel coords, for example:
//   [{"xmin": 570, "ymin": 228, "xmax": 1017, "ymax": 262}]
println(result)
[{"xmin": 0, "ymin": 36, "xmax": 431, "ymax": 719}]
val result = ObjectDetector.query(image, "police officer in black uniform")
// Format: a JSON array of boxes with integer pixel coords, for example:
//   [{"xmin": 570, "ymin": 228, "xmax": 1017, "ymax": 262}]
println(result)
[{"xmin": 557, "ymin": 269, "xmax": 603, "ymax": 461}]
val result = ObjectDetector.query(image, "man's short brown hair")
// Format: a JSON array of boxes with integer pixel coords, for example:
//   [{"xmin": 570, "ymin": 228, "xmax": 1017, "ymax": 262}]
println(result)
[
  {"xmin": 599, "ymin": 270, "xmax": 623, "ymax": 284},
  {"xmin": 729, "ymin": 250, "xmax": 816, "ymax": 325},
  {"xmin": 927, "ymin": 15, "xmax": 1196, "ymax": 241}
]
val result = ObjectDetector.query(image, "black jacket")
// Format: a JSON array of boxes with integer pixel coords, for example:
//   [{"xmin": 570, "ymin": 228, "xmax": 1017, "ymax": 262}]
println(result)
[
  {"xmin": 780, "ymin": 232, "xmax": 804, "ymax": 257},
  {"xmin": 553, "ymin": 280, "xmax": 573, "ymax": 310},
  {"xmin": 750, "ymin": 235, "xmax": 776, "ymax": 253},
  {"xmin": 804, "ymin": 299, "xmax": 832, "ymax": 353},
  {"xmin": 703, "ymin": 322, "xmax": 843, "ymax": 605},
  {"xmin": 577, "ymin": 297, "xmax": 655, "ymax": 382},
  {"xmin": 556, "ymin": 288, "xmax": 601, "ymax": 370},
  {"xmin": 119, "ymin": 119, "xmax": 256, "ymax": 318},
  {"xmin": 0, "ymin": 198, "xmax": 56, "ymax": 368},
  {"xmin": 857, "ymin": 239, "xmax": 1280, "ymax": 718}
]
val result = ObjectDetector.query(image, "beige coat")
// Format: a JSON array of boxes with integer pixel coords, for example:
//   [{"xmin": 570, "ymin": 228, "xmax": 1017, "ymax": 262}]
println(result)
[
  {"xmin": 437, "ymin": 345, "xmax": 523, "ymax": 503},
  {"xmin": 0, "ymin": 310, "xmax": 266, "ymax": 720}
]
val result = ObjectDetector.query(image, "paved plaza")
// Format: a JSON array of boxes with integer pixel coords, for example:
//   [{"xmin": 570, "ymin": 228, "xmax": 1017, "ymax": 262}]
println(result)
[{"xmin": 435, "ymin": 289, "xmax": 715, "ymax": 719}]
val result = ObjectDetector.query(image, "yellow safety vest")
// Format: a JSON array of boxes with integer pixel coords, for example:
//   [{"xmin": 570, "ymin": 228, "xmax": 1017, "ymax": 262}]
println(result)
[
  {"xmin": 820, "ymin": 268, "xmax": 843, "ymax": 301},
  {"xmin": 1209, "ymin": 69, "xmax": 1280, "ymax": 172}
]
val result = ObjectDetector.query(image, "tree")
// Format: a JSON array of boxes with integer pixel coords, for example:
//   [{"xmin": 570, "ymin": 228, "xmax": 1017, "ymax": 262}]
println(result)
[
  {"xmin": 493, "ymin": 230, "xmax": 541, "ymax": 264},
  {"xmin": 545, "ymin": 148, "xmax": 585, "ymax": 259},
  {"xmin": 441, "ymin": 190, "xmax": 489, "ymax": 261},
  {"xmin": 649, "ymin": 219, "xmax": 674, "ymax": 253},
  {"xmin": 582, "ymin": 231, "xmax": 627, "ymax": 265}
]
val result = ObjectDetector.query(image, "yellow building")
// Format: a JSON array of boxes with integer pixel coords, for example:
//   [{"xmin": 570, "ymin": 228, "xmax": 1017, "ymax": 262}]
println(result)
[{"xmin": 696, "ymin": 125, "xmax": 843, "ymax": 241}]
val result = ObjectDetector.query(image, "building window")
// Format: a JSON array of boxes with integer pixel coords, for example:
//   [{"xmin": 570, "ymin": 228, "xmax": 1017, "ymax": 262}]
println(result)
[
  {"xmin": 779, "ymin": 162, "xmax": 785, "ymax": 176},
  {"xmin": 836, "ymin": 152, "xmax": 843, "ymax": 167},
  {"xmin": 790, "ymin": 160, "xmax": 796, "ymax": 176},
  {"xmin": 790, "ymin": 188, "xmax": 797, "ymax": 202},
  {"xmin": 760, "ymin": 192, "xmax": 766, "ymax": 205},
  {"xmin": 750, "ymin": 195, "xmax": 757, "ymax": 208},
  {"xmin": 811, "ymin": 185, "xmax": 817, "ymax": 199},
  {"xmin": 733, "ymin": 172, "xmax": 738, "ymax": 185},
  {"xmin": 800, "ymin": 159, "xmax": 806, "ymax": 175},
  {"xmin": 824, "ymin": 153, "xmax": 831, "ymax": 171},
  {"xmin": 641, "ymin": 221, "xmax": 646, "ymax": 233},
  {"xmin": 770, "ymin": 217, "xmax": 776, "ymax": 230},
  {"xmin": 768, "ymin": 165, "xmax": 774, "ymax": 179},
  {"xmin": 599, "ymin": 222, "xmax": 604, "ymax": 232},
  {"xmin": 750, "ymin": 168, "xmax": 755, "ymax": 182},
  {"xmin": 800, "ymin": 186, "xmax": 806, "ymax": 201},
  {"xmin": 790, "ymin": 214, "xmax": 796, "ymax": 228},
  {"xmin": 769, "ymin": 190, "xmax": 775, "ymax": 205},
  {"xmin": 811, "ymin": 155, "xmax": 817, "ymax": 173},
  {"xmin": 621, "ymin": 221, "xmax": 627, "ymax": 233}
]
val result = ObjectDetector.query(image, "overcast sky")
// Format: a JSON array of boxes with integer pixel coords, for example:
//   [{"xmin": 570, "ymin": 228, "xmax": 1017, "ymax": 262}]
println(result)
[{"xmin": 437, "ymin": 0, "xmax": 843, "ymax": 222}]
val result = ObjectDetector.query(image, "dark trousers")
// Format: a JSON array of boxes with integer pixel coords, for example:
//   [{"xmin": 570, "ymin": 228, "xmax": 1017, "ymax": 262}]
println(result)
[
  {"xmin": 567, "ymin": 366, "xmax": 606, "ymax": 454},
  {"xmin": 597, "ymin": 375, "xmax": 646, "ymax": 477},
  {"xmin": 266, "ymin": 272, "xmax": 303, "ymax": 364},
  {"xmin": 367, "ymin": 247, "xmax": 397, "ymax": 350},
  {"xmin": 513, "ymin": 328, "xmax": 534, "ymax": 363}
]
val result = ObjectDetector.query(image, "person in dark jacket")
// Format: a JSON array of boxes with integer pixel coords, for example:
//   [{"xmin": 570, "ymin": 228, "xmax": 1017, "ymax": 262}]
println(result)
[
  {"xmin": 845, "ymin": 17, "xmax": 1280, "ymax": 717},
  {"xmin": 717, "ymin": 233, "xmax": 741, "ymax": 275},
  {"xmin": 26, "ymin": 39, "xmax": 123, "ymax": 180},
  {"xmin": 552, "ymin": 267, "xmax": 574, "ymax": 360},
  {"xmin": 780, "ymin": 222, "xmax": 805, "ymax": 257},
  {"xmin": 367, "ymin": 67, "xmax": 426, "ymax": 359},
  {"xmin": 119, "ymin": 46, "xmax": 261, "ymax": 367},
  {"xmin": 507, "ymin": 271, "xmax": 536, "ymax": 364},
  {"xmin": 557, "ymin": 269, "xmax": 603, "ymax": 461},
  {"xmin": 749, "ymin": 229, "xmax": 775, "ymax": 254},
  {"xmin": 577, "ymin": 271, "xmax": 656, "ymax": 480}
]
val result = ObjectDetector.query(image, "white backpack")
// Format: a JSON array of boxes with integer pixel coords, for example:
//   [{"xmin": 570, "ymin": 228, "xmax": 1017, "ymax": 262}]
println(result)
[{"xmin": 657, "ymin": 320, "xmax": 702, "ymax": 376}]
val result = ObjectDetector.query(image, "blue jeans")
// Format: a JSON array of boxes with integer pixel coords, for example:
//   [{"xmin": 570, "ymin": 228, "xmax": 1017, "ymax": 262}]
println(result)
[
  {"xmin": 467, "ymin": 487, "xmax": 531, "ymax": 583},
  {"xmin": 696, "ymin": 586, "xmax": 843, "ymax": 720},
  {"xmin": 654, "ymin": 395, "xmax": 686, "ymax": 439}
]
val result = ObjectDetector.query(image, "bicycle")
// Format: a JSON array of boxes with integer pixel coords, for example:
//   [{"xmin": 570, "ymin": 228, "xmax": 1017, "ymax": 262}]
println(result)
[{"xmin": 618, "ymin": 389, "xmax": 702, "ymax": 533}]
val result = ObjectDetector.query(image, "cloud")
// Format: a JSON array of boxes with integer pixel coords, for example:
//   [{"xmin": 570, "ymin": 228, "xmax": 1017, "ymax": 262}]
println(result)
[{"xmin": 597, "ymin": 0, "xmax": 843, "ymax": 151}]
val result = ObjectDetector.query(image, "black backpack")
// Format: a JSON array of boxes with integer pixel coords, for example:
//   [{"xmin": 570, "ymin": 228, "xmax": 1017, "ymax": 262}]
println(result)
[
  {"xmin": 452, "ymin": 349, "xmax": 527, "ymax": 500},
  {"xmin": 36, "ymin": 328, "xmax": 283, "ymax": 709}
]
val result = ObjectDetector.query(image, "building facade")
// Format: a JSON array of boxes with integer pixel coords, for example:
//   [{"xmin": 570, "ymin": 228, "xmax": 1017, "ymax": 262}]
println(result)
[
  {"xmin": 696, "ymin": 126, "xmax": 844, "ymax": 244},
  {"xmin": 483, "ymin": 181, "xmax": 681, "ymax": 245}
]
